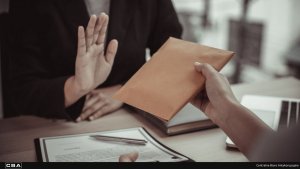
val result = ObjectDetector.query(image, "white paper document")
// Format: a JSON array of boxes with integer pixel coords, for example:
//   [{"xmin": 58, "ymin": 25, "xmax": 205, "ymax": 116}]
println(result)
[{"xmin": 36, "ymin": 127, "xmax": 190, "ymax": 162}]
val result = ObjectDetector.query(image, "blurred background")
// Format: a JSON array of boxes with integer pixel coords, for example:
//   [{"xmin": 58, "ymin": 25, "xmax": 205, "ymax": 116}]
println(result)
[
  {"xmin": 172, "ymin": 0, "xmax": 300, "ymax": 83},
  {"xmin": 1, "ymin": 0, "xmax": 300, "ymax": 118}
]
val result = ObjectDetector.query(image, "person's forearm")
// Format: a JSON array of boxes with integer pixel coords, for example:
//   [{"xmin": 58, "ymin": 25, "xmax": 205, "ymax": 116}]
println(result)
[
  {"xmin": 215, "ymin": 100, "xmax": 273, "ymax": 158},
  {"xmin": 64, "ymin": 76, "xmax": 87, "ymax": 107}
]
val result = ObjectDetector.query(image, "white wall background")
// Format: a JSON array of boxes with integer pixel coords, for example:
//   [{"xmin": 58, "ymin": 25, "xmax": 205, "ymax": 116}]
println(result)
[{"xmin": 172, "ymin": 0, "xmax": 300, "ymax": 81}]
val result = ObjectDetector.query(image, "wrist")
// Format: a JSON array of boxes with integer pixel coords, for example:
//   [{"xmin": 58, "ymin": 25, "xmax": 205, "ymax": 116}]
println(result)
[
  {"xmin": 72, "ymin": 76, "xmax": 92, "ymax": 96},
  {"xmin": 64, "ymin": 76, "xmax": 88, "ymax": 107},
  {"xmin": 213, "ymin": 97, "xmax": 242, "ymax": 128}
]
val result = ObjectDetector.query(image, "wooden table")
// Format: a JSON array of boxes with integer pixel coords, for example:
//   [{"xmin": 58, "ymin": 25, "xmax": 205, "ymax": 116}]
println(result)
[{"xmin": 0, "ymin": 77, "xmax": 299, "ymax": 162}]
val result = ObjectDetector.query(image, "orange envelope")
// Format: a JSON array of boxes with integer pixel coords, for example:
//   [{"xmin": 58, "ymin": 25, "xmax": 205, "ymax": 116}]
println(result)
[{"xmin": 113, "ymin": 37, "xmax": 234, "ymax": 121}]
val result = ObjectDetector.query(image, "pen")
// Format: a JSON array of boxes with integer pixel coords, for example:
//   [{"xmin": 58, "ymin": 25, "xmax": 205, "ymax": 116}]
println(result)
[{"xmin": 90, "ymin": 135, "xmax": 148, "ymax": 145}]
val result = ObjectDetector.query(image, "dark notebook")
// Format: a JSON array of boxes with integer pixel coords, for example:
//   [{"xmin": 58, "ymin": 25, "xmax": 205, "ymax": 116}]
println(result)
[{"xmin": 134, "ymin": 103, "xmax": 217, "ymax": 136}]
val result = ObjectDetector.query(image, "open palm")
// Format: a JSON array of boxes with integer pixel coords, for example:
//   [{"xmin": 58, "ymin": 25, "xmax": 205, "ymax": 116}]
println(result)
[{"xmin": 74, "ymin": 13, "xmax": 118, "ymax": 93}]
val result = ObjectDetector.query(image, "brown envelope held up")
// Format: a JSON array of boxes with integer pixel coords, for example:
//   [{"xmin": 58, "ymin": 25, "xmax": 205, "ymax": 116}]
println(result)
[{"xmin": 113, "ymin": 37, "xmax": 234, "ymax": 121}]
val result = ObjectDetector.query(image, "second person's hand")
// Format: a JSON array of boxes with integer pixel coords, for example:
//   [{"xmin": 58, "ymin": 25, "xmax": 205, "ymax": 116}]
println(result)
[
  {"xmin": 192, "ymin": 62, "xmax": 272, "ymax": 157},
  {"xmin": 191, "ymin": 62, "xmax": 239, "ymax": 125}
]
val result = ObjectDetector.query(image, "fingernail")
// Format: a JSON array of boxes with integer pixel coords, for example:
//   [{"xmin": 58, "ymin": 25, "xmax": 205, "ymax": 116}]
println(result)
[
  {"xmin": 113, "ymin": 39, "xmax": 118, "ymax": 45},
  {"xmin": 76, "ymin": 117, "xmax": 82, "ymax": 122},
  {"xmin": 91, "ymin": 15, "xmax": 96, "ymax": 20},
  {"xmin": 89, "ymin": 116, "xmax": 94, "ymax": 121},
  {"xmin": 194, "ymin": 62, "xmax": 201, "ymax": 66},
  {"xmin": 194, "ymin": 62, "xmax": 203, "ymax": 72}
]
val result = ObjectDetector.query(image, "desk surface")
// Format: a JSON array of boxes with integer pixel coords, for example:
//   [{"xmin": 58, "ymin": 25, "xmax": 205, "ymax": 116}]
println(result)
[{"xmin": 0, "ymin": 77, "xmax": 299, "ymax": 162}]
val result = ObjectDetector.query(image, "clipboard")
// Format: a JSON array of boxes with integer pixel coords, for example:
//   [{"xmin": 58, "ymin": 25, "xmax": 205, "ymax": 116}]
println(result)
[{"xmin": 34, "ymin": 127, "xmax": 194, "ymax": 162}]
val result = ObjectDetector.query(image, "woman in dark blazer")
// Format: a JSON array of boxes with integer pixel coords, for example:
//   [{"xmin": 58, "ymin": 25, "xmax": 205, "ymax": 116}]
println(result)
[{"xmin": 7, "ymin": 0, "xmax": 182, "ymax": 121}]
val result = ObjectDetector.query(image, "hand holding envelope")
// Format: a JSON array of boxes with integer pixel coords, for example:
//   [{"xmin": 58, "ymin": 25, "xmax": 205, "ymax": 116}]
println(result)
[{"xmin": 113, "ymin": 37, "xmax": 234, "ymax": 121}]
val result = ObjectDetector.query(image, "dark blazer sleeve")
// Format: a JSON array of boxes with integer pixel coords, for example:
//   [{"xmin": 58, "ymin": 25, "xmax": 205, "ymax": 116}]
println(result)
[
  {"xmin": 8, "ymin": 0, "xmax": 83, "ymax": 119},
  {"xmin": 147, "ymin": 0, "xmax": 182, "ymax": 55}
]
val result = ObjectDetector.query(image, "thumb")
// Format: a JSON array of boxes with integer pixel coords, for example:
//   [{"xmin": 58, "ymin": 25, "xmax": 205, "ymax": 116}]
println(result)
[
  {"xmin": 194, "ymin": 62, "xmax": 217, "ymax": 78},
  {"xmin": 119, "ymin": 152, "xmax": 139, "ymax": 162}
]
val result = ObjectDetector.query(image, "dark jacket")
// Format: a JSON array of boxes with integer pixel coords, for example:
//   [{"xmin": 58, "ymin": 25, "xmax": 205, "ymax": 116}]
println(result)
[{"xmin": 7, "ymin": 0, "xmax": 182, "ymax": 119}]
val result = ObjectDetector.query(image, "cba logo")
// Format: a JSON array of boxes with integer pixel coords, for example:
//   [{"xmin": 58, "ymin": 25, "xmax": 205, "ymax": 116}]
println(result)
[{"xmin": 5, "ymin": 163, "xmax": 22, "ymax": 169}]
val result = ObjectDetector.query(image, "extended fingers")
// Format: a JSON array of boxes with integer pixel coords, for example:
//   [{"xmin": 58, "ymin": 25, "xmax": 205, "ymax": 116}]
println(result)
[
  {"xmin": 93, "ymin": 14, "xmax": 105, "ymax": 44},
  {"xmin": 105, "ymin": 39, "xmax": 118, "ymax": 64},
  {"xmin": 77, "ymin": 26, "xmax": 86, "ymax": 57},
  {"xmin": 77, "ymin": 98, "xmax": 107, "ymax": 122},
  {"xmin": 96, "ymin": 13, "xmax": 109, "ymax": 45},
  {"xmin": 82, "ymin": 94, "xmax": 100, "ymax": 112},
  {"xmin": 86, "ymin": 15, "xmax": 97, "ymax": 49},
  {"xmin": 89, "ymin": 104, "xmax": 112, "ymax": 120}
]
